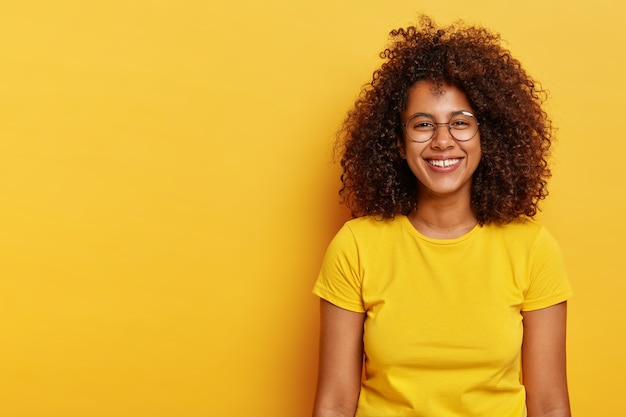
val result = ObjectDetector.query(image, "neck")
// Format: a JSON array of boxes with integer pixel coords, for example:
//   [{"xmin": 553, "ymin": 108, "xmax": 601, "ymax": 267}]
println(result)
[{"xmin": 409, "ymin": 194, "xmax": 478, "ymax": 239}]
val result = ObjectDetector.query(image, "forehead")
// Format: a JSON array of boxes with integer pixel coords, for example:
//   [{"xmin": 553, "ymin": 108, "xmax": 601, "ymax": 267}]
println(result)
[{"xmin": 403, "ymin": 81, "xmax": 473, "ymax": 116}]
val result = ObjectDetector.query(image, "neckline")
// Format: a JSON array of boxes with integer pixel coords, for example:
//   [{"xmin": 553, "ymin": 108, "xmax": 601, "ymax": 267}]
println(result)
[{"xmin": 400, "ymin": 214, "xmax": 482, "ymax": 244}]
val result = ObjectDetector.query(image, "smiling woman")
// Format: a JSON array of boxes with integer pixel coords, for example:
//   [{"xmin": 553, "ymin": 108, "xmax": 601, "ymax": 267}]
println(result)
[
  {"xmin": 400, "ymin": 81, "xmax": 482, "ymax": 235},
  {"xmin": 312, "ymin": 15, "xmax": 572, "ymax": 417},
  {"xmin": 334, "ymin": 17, "xmax": 552, "ymax": 226}
]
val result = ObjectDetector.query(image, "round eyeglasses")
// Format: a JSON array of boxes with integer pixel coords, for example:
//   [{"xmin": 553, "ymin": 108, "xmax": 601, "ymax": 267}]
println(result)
[{"xmin": 402, "ymin": 111, "xmax": 480, "ymax": 143}]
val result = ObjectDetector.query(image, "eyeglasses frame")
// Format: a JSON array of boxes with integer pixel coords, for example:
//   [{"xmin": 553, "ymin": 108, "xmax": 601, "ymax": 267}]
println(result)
[{"xmin": 401, "ymin": 110, "xmax": 480, "ymax": 143}]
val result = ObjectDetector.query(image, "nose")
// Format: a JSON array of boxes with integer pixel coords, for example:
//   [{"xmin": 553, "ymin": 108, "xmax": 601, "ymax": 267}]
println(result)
[{"xmin": 430, "ymin": 123, "xmax": 455, "ymax": 149}]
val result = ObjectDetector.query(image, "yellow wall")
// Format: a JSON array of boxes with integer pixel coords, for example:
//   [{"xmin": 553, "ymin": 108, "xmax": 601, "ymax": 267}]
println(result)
[{"xmin": 0, "ymin": 1, "xmax": 623, "ymax": 415}]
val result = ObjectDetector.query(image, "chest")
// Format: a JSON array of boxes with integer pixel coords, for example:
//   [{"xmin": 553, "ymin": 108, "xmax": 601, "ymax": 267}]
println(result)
[{"xmin": 360, "ymin": 239, "xmax": 527, "ymax": 370}]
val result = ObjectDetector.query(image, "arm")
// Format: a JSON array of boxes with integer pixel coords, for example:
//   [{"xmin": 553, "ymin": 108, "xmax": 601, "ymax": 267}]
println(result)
[
  {"xmin": 521, "ymin": 301, "xmax": 571, "ymax": 417},
  {"xmin": 312, "ymin": 299, "xmax": 365, "ymax": 417}
]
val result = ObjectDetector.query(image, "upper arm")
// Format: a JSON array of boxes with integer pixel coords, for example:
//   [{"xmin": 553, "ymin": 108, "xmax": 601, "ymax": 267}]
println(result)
[
  {"xmin": 313, "ymin": 299, "xmax": 365, "ymax": 417},
  {"xmin": 521, "ymin": 302, "xmax": 571, "ymax": 417}
]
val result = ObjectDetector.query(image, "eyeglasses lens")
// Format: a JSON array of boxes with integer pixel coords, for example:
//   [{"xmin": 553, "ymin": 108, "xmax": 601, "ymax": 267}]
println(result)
[{"xmin": 405, "ymin": 112, "xmax": 478, "ymax": 142}]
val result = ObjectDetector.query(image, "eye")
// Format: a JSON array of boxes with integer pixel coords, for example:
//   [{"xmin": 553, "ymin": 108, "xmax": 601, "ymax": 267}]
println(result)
[
  {"xmin": 407, "ymin": 117, "xmax": 435, "ymax": 131},
  {"xmin": 450, "ymin": 119, "xmax": 470, "ymax": 128},
  {"xmin": 414, "ymin": 122, "xmax": 434, "ymax": 130},
  {"xmin": 449, "ymin": 115, "xmax": 475, "ymax": 130}
]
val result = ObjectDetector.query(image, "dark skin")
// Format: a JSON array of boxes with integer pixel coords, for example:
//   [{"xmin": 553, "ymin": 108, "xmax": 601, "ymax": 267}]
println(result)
[
  {"xmin": 312, "ymin": 301, "xmax": 570, "ymax": 417},
  {"xmin": 337, "ymin": 17, "xmax": 553, "ymax": 224},
  {"xmin": 313, "ymin": 82, "xmax": 570, "ymax": 417},
  {"xmin": 312, "ymin": 300, "xmax": 364, "ymax": 417}
]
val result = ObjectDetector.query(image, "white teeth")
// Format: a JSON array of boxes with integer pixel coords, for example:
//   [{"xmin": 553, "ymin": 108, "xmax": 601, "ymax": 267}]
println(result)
[{"xmin": 428, "ymin": 159, "xmax": 460, "ymax": 167}]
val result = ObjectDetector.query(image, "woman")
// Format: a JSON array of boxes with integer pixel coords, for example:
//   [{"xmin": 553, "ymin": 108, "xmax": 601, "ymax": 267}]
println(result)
[{"xmin": 312, "ymin": 16, "xmax": 573, "ymax": 417}]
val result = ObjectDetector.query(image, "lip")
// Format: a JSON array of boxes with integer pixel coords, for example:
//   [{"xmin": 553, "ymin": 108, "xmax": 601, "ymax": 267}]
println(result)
[{"xmin": 424, "ymin": 157, "xmax": 463, "ymax": 172}]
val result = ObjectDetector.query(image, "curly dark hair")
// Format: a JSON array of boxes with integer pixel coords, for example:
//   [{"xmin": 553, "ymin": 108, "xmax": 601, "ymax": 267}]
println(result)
[{"xmin": 336, "ymin": 15, "xmax": 552, "ymax": 224}]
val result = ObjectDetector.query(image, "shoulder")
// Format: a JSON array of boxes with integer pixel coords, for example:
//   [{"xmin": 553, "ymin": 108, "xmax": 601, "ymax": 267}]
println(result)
[
  {"xmin": 326, "ymin": 215, "xmax": 406, "ymax": 253},
  {"xmin": 338, "ymin": 215, "xmax": 406, "ymax": 243},
  {"xmin": 485, "ymin": 219, "xmax": 566, "ymax": 272},
  {"xmin": 479, "ymin": 219, "xmax": 563, "ymax": 259},
  {"xmin": 482, "ymin": 218, "xmax": 550, "ymax": 243}
]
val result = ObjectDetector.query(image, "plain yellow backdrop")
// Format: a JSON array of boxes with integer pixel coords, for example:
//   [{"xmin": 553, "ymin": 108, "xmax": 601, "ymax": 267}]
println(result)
[{"xmin": 0, "ymin": 0, "xmax": 624, "ymax": 415}]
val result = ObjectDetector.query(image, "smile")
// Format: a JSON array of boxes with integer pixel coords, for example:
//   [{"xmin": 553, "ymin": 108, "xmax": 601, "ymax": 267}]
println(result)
[{"xmin": 427, "ymin": 159, "xmax": 461, "ymax": 168}]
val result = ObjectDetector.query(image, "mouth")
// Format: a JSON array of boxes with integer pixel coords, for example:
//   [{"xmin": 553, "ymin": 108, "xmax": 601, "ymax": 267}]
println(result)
[{"xmin": 426, "ymin": 158, "xmax": 461, "ymax": 168}]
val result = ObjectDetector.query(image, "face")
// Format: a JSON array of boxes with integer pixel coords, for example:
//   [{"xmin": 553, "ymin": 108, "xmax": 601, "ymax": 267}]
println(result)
[{"xmin": 400, "ymin": 81, "xmax": 481, "ymax": 200}]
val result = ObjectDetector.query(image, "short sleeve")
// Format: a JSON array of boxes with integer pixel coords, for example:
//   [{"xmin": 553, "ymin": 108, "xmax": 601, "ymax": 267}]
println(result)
[
  {"xmin": 522, "ymin": 226, "xmax": 573, "ymax": 311},
  {"xmin": 312, "ymin": 224, "xmax": 365, "ymax": 313}
]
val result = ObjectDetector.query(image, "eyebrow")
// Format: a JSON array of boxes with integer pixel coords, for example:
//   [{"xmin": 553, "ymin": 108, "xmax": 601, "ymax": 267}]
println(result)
[{"xmin": 404, "ymin": 110, "xmax": 474, "ymax": 122}]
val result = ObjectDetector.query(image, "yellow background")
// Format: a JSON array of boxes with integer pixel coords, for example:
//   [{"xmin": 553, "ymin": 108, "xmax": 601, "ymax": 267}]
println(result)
[{"xmin": 0, "ymin": 1, "xmax": 623, "ymax": 415}]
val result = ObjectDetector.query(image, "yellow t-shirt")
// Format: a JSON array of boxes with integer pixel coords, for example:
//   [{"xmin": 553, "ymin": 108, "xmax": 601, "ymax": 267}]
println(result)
[{"xmin": 313, "ymin": 215, "xmax": 573, "ymax": 417}]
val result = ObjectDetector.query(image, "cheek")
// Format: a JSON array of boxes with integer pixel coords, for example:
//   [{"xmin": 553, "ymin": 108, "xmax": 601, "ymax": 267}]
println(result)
[
  {"xmin": 403, "ymin": 143, "xmax": 427, "ymax": 160},
  {"xmin": 469, "ymin": 145, "xmax": 482, "ymax": 172},
  {"xmin": 398, "ymin": 136, "xmax": 416, "ymax": 159},
  {"xmin": 469, "ymin": 139, "xmax": 482, "ymax": 159}
]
